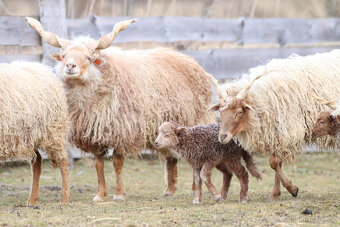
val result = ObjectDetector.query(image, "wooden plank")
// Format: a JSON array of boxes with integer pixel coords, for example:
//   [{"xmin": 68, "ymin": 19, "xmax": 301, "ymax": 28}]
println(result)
[
  {"xmin": 182, "ymin": 46, "xmax": 340, "ymax": 79},
  {"xmin": 38, "ymin": 0, "xmax": 67, "ymax": 66},
  {"xmin": 0, "ymin": 55, "xmax": 41, "ymax": 63},
  {"xmin": 0, "ymin": 45, "xmax": 42, "ymax": 55},
  {"xmin": 67, "ymin": 17, "xmax": 340, "ymax": 46},
  {"xmin": 0, "ymin": 16, "xmax": 40, "ymax": 46}
]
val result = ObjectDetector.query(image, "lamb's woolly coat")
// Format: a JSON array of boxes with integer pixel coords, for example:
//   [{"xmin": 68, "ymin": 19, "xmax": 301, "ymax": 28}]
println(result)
[
  {"xmin": 60, "ymin": 46, "xmax": 214, "ymax": 155},
  {"xmin": 224, "ymin": 50, "xmax": 340, "ymax": 162},
  {"xmin": 0, "ymin": 62, "xmax": 69, "ymax": 166}
]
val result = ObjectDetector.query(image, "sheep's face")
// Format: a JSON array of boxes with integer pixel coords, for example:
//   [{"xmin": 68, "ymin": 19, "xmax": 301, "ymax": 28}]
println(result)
[
  {"xmin": 209, "ymin": 97, "xmax": 252, "ymax": 144},
  {"xmin": 50, "ymin": 43, "xmax": 102, "ymax": 83},
  {"xmin": 154, "ymin": 122, "xmax": 186, "ymax": 149},
  {"xmin": 312, "ymin": 111, "xmax": 335, "ymax": 137}
]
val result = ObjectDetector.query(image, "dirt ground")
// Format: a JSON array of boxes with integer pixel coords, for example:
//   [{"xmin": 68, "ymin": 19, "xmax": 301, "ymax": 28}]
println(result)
[{"xmin": 0, "ymin": 152, "xmax": 339, "ymax": 226}]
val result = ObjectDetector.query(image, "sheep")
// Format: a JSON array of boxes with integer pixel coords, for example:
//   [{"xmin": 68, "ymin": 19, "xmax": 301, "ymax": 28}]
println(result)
[
  {"xmin": 0, "ymin": 61, "xmax": 70, "ymax": 206},
  {"xmin": 310, "ymin": 93, "xmax": 340, "ymax": 138},
  {"xmin": 154, "ymin": 122, "xmax": 261, "ymax": 204},
  {"xmin": 26, "ymin": 17, "xmax": 214, "ymax": 202},
  {"xmin": 208, "ymin": 50, "xmax": 340, "ymax": 201}
]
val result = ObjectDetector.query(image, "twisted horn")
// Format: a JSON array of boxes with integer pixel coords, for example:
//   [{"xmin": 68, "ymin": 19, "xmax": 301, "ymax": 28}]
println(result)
[
  {"xmin": 206, "ymin": 73, "xmax": 226, "ymax": 100},
  {"xmin": 310, "ymin": 92, "xmax": 337, "ymax": 110},
  {"xmin": 96, "ymin": 19, "xmax": 136, "ymax": 50},
  {"xmin": 26, "ymin": 17, "xmax": 70, "ymax": 48}
]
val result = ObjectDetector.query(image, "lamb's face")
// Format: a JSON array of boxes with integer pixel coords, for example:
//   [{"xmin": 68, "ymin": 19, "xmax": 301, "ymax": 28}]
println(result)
[
  {"xmin": 154, "ymin": 122, "xmax": 180, "ymax": 149},
  {"xmin": 312, "ymin": 111, "xmax": 334, "ymax": 137}
]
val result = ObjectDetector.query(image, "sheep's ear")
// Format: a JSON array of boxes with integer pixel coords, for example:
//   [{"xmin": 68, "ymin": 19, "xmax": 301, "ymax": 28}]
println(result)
[
  {"xmin": 92, "ymin": 57, "xmax": 102, "ymax": 66},
  {"xmin": 243, "ymin": 101, "xmax": 254, "ymax": 112},
  {"xmin": 49, "ymin": 53, "xmax": 62, "ymax": 61},
  {"xmin": 174, "ymin": 127, "xmax": 187, "ymax": 136},
  {"xmin": 207, "ymin": 103, "xmax": 220, "ymax": 112}
]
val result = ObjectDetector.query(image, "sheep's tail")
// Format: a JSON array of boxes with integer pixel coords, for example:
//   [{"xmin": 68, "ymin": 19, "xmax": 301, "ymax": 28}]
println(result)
[{"xmin": 242, "ymin": 150, "xmax": 262, "ymax": 180}]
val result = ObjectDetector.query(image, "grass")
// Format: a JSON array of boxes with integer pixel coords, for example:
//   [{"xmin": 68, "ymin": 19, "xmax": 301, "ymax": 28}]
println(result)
[{"xmin": 0, "ymin": 152, "xmax": 339, "ymax": 226}]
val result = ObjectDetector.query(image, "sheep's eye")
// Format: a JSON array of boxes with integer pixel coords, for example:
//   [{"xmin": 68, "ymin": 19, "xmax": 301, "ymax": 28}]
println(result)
[
  {"xmin": 87, "ymin": 57, "xmax": 91, "ymax": 61},
  {"xmin": 319, "ymin": 121, "xmax": 325, "ymax": 125},
  {"xmin": 62, "ymin": 55, "xmax": 65, "ymax": 58},
  {"xmin": 164, "ymin": 134, "xmax": 170, "ymax": 137},
  {"xmin": 238, "ymin": 110, "xmax": 243, "ymax": 115}
]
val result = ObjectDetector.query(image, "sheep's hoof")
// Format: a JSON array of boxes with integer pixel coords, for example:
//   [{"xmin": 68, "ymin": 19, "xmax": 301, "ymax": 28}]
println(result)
[
  {"xmin": 215, "ymin": 196, "xmax": 221, "ymax": 202},
  {"xmin": 93, "ymin": 195, "xmax": 105, "ymax": 202},
  {"xmin": 291, "ymin": 187, "xmax": 299, "ymax": 197},
  {"xmin": 240, "ymin": 199, "xmax": 247, "ymax": 204},
  {"xmin": 113, "ymin": 194, "xmax": 125, "ymax": 201},
  {"xmin": 163, "ymin": 190, "xmax": 175, "ymax": 197},
  {"xmin": 27, "ymin": 201, "xmax": 37, "ymax": 207},
  {"xmin": 192, "ymin": 198, "xmax": 201, "ymax": 204}
]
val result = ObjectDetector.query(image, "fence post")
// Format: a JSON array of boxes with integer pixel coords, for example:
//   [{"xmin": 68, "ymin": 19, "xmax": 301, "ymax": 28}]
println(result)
[{"xmin": 38, "ymin": 0, "xmax": 67, "ymax": 66}]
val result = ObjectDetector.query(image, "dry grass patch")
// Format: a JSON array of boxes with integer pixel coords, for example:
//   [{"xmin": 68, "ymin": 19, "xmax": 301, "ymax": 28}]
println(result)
[{"xmin": 0, "ymin": 152, "xmax": 339, "ymax": 226}]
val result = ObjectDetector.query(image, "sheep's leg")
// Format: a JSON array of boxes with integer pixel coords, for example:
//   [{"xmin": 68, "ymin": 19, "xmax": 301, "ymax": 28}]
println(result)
[
  {"xmin": 269, "ymin": 173, "xmax": 281, "ymax": 201},
  {"xmin": 216, "ymin": 163, "xmax": 233, "ymax": 200},
  {"xmin": 113, "ymin": 152, "xmax": 125, "ymax": 201},
  {"xmin": 269, "ymin": 153, "xmax": 298, "ymax": 199},
  {"xmin": 192, "ymin": 168, "xmax": 202, "ymax": 204},
  {"xmin": 59, "ymin": 158, "xmax": 70, "ymax": 204},
  {"xmin": 164, "ymin": 157, "xmax": 178, "ymax": 196},
  {"xmin": 93, "ymin": 154, "xmax": 106, "ymax": 202},
  {"xmin": 27, "ymin": 151, "xmax": 42, "ymax": 206},
  {"xmin": 200, "ymin": 163, "xmax": 221, "ymax": 202},
  {"xmin": 226, "ymin": 162, "xmax": 249, "ymax": 203}
]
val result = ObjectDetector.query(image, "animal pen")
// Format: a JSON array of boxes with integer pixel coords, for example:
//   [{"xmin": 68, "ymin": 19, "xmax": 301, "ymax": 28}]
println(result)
[{"xmin": 0, "ymin": 1, "xmax": 339, "ymax": 226}]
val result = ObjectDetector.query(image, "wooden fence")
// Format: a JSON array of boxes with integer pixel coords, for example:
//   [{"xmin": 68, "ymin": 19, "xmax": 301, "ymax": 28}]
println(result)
[{"xmin": 1, "ymin": 2, "xmax": 340, "ymax": 78}]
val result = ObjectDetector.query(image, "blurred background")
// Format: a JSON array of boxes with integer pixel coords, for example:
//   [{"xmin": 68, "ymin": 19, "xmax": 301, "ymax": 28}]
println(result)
[
  {"xmin": 1, "ymin": 0, "xmax": 340, "ymax": 79},
  {"xmin": 1, "ymin": 0, "xmax": 340, "ymax": 18}
]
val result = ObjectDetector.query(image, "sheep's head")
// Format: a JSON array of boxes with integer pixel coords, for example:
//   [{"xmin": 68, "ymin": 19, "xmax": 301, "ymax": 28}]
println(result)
[
  {"xmin": 310, "ymin": 93, "xmax": 338, "ymax": 137},
  {"xmin": 26, "ymin": 17, "xmax": 135, "ymax": 82},
  {"xmin": 154, "ymin": 122, "xmax": 186, "ymax": 149},
  {"xmin": 207, "ymin": 73, "xmax": 263, "ymax": 144}
]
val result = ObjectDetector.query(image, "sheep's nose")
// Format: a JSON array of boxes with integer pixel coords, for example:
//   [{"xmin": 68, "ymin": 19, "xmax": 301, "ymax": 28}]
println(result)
[{"xmin": 66, "ymin": 63, "xmax": 76, "ymax": 70}]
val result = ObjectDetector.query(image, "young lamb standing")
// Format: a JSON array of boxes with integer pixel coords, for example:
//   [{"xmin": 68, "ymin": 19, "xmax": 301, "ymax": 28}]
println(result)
[
  {"xmin": 26, "ymin": 18, "xmax": 214, "ymax": 202},
  {"xmin": 154, "ymin": 122, "xmax": 262, "ymax": 204},
  {"xmin": 0, "ymin": 62, "xmax": 70, "ymax": 206},
  {"xmin": 310, "ymin": 93, "xmax": 340, "ymax": 138}
]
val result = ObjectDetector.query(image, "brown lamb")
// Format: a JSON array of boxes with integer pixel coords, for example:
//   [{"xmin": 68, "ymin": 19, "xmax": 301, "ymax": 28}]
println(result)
[{"xmin": 155, "ymin": 122, "xmax": 261, "ymax": 204}]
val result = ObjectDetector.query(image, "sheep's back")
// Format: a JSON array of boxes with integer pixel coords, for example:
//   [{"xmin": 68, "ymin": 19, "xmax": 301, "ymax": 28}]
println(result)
[{"xmin": 0, "ymin": 62, "xmax": 68, "ymax": 163}]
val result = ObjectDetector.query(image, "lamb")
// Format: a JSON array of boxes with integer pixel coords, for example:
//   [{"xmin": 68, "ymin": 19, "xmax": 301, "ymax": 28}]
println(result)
[
  {"xmin": 26, "ymin": 17, "xmax": 214, "ymax": 202},
  {"xmin": 310, "ymin": 93, "xmax": 340, "ymax": 138},
  {"xmin": 208, "ymin": 50, "xmax": 340, "ymax": 200},
  {"xmin": 154, "ymin": 122, "xmax": 262, "ymax": 204},
  {"xmin": 0, "ymin": 61, "xmax": 70, "ymax": 206}
]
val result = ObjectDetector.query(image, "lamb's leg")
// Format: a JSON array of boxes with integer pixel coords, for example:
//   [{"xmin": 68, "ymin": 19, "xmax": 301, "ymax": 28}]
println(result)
[
  {"xmin": 269, "ymin": 153, "xmax": 298, "ymax": 199},
  {"xmin": 93, "ymin": 154, "xmax": 106, "ymax": 202},
  {"xmin": 216, "ymin": 163, "xmax": 233, "ymax": 200},
  {"xmin": 113, "ymin": 152, "xmax": 125, "ymax": 200},
  {"xmin": 226, "ymin": 161, "xmax": 249, "ymax": 203},
  {"xmin": 191, "ymin": 170, "xmax": 196, "ymax": 194},
  {"xmin": 59, "ymin": 158, "xmax": 70, "ymax": 204},
  {"xmin": 201, "ymin": 163, "xmax": 221, "ymax": 202},
  {"xmin": 192, "ymin": 168, "xmax": 202, "ymax": 204},
  {"xmin": 164, "ymin": 157, "xmax": 178, "ymax": 196},
  {"xmin": 27, "ymin": 151, "xmax": 42, "ymax": 206}
]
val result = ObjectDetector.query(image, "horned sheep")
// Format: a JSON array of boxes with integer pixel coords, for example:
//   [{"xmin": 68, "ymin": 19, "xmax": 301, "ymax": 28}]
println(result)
[
  {"xmin": 26, "ymin": 17, "xmax": 214, "ymax": 202},
  {"xmin": 310, "ymin": 93, "xmax": 340, "ymax": 138},
  {"xmin": 155, "ymin": 122, "xmax": 261, "ymax": 204},
  {"xmin": 208, "ymin": 50, "xmax": 340, "ymax": 200},
  {"xmin": 0, "ymin": 61, "xmax": 70, "ymax": 206}
]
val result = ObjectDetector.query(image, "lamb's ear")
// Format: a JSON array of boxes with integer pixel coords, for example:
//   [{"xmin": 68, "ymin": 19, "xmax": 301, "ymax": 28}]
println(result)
[
  {"xmin": 207, "ymin": 103, "xmax": 220, "ymax": 112},
  {"xmin": 49, "ymin": 53, "xmax": 63, "ymax": 61},
  {"xmin": 174, "ymin": 127, "xmax": 187, "ymax": 136}
]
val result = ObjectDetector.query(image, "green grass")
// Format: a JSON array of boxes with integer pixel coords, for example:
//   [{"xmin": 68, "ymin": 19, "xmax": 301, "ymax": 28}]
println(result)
[{"xmin": 0, "ymin": 153, "xmax": 339, "ymax": 226}]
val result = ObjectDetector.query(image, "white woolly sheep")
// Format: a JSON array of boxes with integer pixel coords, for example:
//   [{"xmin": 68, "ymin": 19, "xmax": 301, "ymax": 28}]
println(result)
[
  {"xmin": 0, "ymin": 61, "xmax": 70, "ymax": 206},
  {"xmin": 26, "ymin": 17, "xmax": 214, "ymax": 202},
  {"xmin": 155, "ymin": 122, "xmax": 262, "ymax": 204},
  {"xmin": 208, "ymin": 50, "xmax": 340, "ymax": 201}
]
